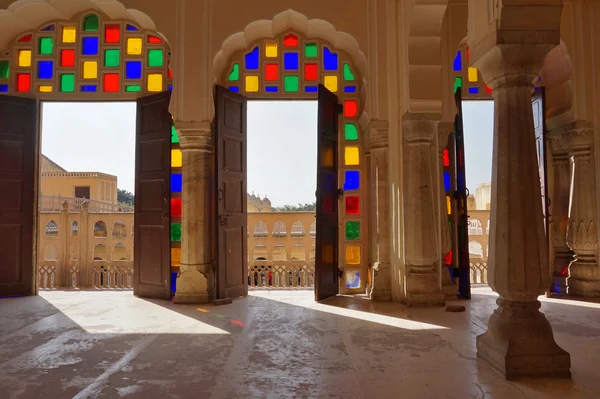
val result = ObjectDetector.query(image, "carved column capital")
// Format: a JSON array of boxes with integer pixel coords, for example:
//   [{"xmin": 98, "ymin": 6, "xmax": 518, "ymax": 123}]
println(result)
[
  {"xmin": 437, "ymin": 121, "xmax": 454, "ymax": 153},
  {"xmin": 365, "ymin": 119, "xmax": 389, "ymax": 151},
  {"xmin": 560, "ymin": 120, "xmax": 595, "ymax": 155},
  {"xmin": 174, "ymin": 120, "xmax": 213, "ymax": 152},
  {"xmin": 402, "ymin": 112, "xmax": 440, "ymax": 146}
]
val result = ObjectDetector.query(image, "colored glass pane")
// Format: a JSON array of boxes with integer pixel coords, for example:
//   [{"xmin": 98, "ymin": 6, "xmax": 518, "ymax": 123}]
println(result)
[
  {"xmin": 245, "ymin": 47, "xmax": 259, "ymax": 70},
  {"xmin": 0, "ymin": 61, "xmax": 9, "ymax": 78},
  {"xmin": 322, "ymin": 245, "xmax": 334, "ymax": 263},
  {"xmin": 81, "ymin": 85, "xmax": 96, "ymax": 92},
  {"xmin": 83, "ymin": 61, "xmax": 97, "ymax": 79},
  {"xmin": 38, "ymin": 61, "xmax": 53, "ymax": 79},
  {"xmin": 18, "ymin": 50, "xmax": 32, "ymax": 67},
  {"xmin": 305, "ymin": 86, "xmax": 317, "ymax": 93},
  {"xmin": 168, "ymin": 84, "xmax": 173, "ymax": 91},
  {"xmin": 265, "ymin": 64, "xmax": 278, "ymax": 81},
  {"xmin": 446, "ymin": 196, "xmax": 452, "ymax": 215},
  {"xmin": 171, "ymin": 198, "xmax": 182, "ymax": 218},
  {"xmin": 82, "ymin": 37, "xmax": 99, "ymax": 55},
  {"xmin": 16, "ymin": 74, "xmax": 30, "ymax": 92},
  {"xmin": 284, "ymin": 34, "xmax": 299, "ymax": 47},
  {"xmin": 344, "ymin": 171, "xmax": 360, "ymax": 190},
  {"xmin": 168, "ymin": 64, "xmax": 173, "ymax": 79},
  {"xmin": 321, "ymin": 147, "xmax": 334, "ymax": 168},
  {"xmin": 125, "ymin": 61, "xmax": 142, "ymax": 79},
  {"xmin": 323, "ymin": 47, "xmax": 338, "ymax": 71},
  {"xmin": 105, "ymin": 25, "xmax": 121, "ymax": 43},
  {"xmin": 284, "ymin": 53, "xmax": 298, "ymax": 70},
  {"xmin": 345, "ymin": 147, "xmax": 360, "ymax": 166},
  {"xmin": 346, "ymin": 271, "xmax": 361, "ymax": 289},
  {"xmin": 485, "ymin": 84, "xmax": 493, "ymax": 94},
  {"xmin": 265, "ymin": 42, "xmax": 277, "ymax": 58},
  {"xmin": 344, "ymin": 86, "xmax": 357, "ymax": 93},
  {"xmin": 453, "ymin": 50, "xmax": 462, "ymax": 71},
  {"xmin": 104, "ymin": 49, "xmax": 120, "ymax": 67},
  {"xmin": 18, "ymin": 34, "xmax": 33, "ymax": 43},
  {"xmin": 42, "ymin": 25, "xmax": 55, "ymax": 31},
  {"xmin": 444, "ymin": 172, "xmax": 451, "ymax": 191},
  {"xmin": 38, "ymin": 85, "xmax": 52, "ymax": 93},
  {"xmin": 171, "ymin": 149, "xmax": 182, "ymax": 167},
  {"xmin": 468, "ymin": 67, "xmax": 478, "ymax": 82},
  {"xmin": 345, "ymin": 196, "xmax": 360, "ymax": 215},
  {"xmin": 148, "ymin": 74, "xmax": 163, "ymax": 92},
  {"xmin": 171, "ymin": 174, "xmax": 182, "ymax": 192},
  {"xmin": 305, "ymin": 43, "xmax": 318, "ymax": 58},
  {"xmin": 228, "ymin": 86, "xmax": 239, "ymax": 93},
  {"xmin": 304, "ymin": 64, "xmax": 318, "ymax": 81},
  {"xmin": 344, "ymin": 100, "xmax": 358, "ymax": 117},
  {"xmin": 127, "ymin": 24, "xmax": 139, "ymax": 31},
  {"xmin": 103, "ymin": 73, "xmax": 119, "ymax": 92},
  {"xmin": 468, "ymin": 87, "xmax": 479, "ymax": 94},
  {"xmin": 343, "ymin": 63, "xmax": 355, "ymax": 81},
  {"xmin": 171, "ymin": 223, "xmax": 182, "ymax": 242},
  {"xmin": 466, "ymin": 47, "xmax": 471, "ymax": 60},
  {"xmin": 324, "ymin": 76, "xmax": 338, "ymax": 93},
  {"xmin": 127, "ymin": 38, "xmax": 143, "ymax": 55},
  {"xmin": 453, "ymin": 77, "xmax": 462, "ymax": 94},
  {"xmin": 39, "ymin": 37, "xmax": 53, "ymax": 55},
  {"xmin": 245, "ymin": 76, "xmax": 259, "ymax": 92},
  {"xmin": 148, "ymin": 49, "xmax": 163, "ymax": 67},
  {"xmin": 265, "ymin": 86, "xmax": 278, "ymax": 93},
  {"xmin": 345, "ymin": 123, "xmax": 358, "ymax": 141},
  {"xmin": 60, "ymin": 74, "xmax": 75, "ymax": 92},
  {"xmin": 0, "ymin": 85, "xmax": 8, "ymax": 92},
  {"xmin": 171, "ymin": 272, "xmax": 177, "ymax": 294},
  {"xmin": 171, "ymin": 248, "xmax": 182, "ymax": 267},
  {"xmin": 62, "ymin": 26, "xmax": 76, "ymax": 43},
  {"xmin": 284, "ymin": 76, "xmax": 299, "ymax": 92},
  {"xmin": 228, "ymin": 63, "xmax": 240, "ymax": 81},
  {"xmin": 444, "ymin": 250, "xmax": 452, "ymax": 265},
  {"xmin": 148, "ymin": 35, "xmax": 162, "ymax": 44},
  {"xmin": 61, "ymin": 49, "xmax": 75, "ymax": 67},
  {"xmin": 126, "ymin": 85, "xmax": 141, "ymax": 92},
  {"xmin": 346, "ymin": 221, "xmax": 360, "ymax": 240},
  {"xmin": 83, "ymin": 15, "xmax": 99, "ymax": 31},
  {"xmin": 442, "ymin": 148, "xmax": 450, "ymax": 167},
  {"xmin": 171, "ymin": 126, "xmax": 179, "ymax": 143},
  {"xmin": 345, "ymin": 246, "xmax": 361, "ymax": 265}
]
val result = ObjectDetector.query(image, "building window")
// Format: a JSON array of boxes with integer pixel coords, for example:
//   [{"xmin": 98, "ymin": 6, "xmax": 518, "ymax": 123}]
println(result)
[
  {"xmin": 45, "ymin": 220, "xmax": 58, "ymax": 237},
  {"xmin": 93, "ymin": 221, "xmax": 107, "ymax": 238}
]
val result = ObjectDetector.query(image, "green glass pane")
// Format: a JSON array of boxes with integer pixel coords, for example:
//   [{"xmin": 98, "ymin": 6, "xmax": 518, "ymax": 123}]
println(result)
[
  {"xmin": 228, "ymin": 64, "xmax": 239, "ymax": 81},
  {"xmin": 105, "ymin": 49, "xmax": 120, "ymax": 67},
  {"xmin": 0, "ymin": 60, "xmax": 9, "ymax": 79},
  {"xmin": 305, "ymin": 43, "xmax": 318, "ymax": 58},
  {"xmin": 60, "ymin": 74, "xmax": 75, "ymax": 92},
  {"xmin": 343, "ymin": 63, "xmax": 355, "ymax": 81},
  {"xmin": 171, "ymin": 223, "xmax": 182, "ymax": 242},
  {"xmin": 453, "ymin": 77, "xmax": 462, "ymax": 94},
  {"xmin": 284, "ymin": 76, "xmax": 299, "ymax": 93},
  {"xmin": 148, "ymin": 49, "xmax": 163, "ymax": 67},
  {"xmin": 346, "ymin": 221, "xmax": 360, "ymax": 240},
  {"xmin": 39, "ymin": 37, "xmax": 53, "ymax": 55},
  {"xmin": 84, "ymin": 15, "xmax": 99, "ymax": 31},
  {"xmin": 345, "ymin": 123, "xmax": 358, "ymax": 141},
  {"xmin": 171, "ymin": 125, "xmax": 179, "ymax": 144},
  {"xmin": 126, "ymin": 85, "xmax": 141, "ymax": 92}
]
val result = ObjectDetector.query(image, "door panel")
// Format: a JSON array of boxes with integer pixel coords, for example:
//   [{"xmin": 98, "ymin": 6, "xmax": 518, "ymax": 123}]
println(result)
[
  {"xmin": 0, "ymin": 95, "xmax": 37, "ymax": 297},
  {"xmin": 134, "ymin": 91, "xmax": 172, "ymax": 300},
  {"xmin": 315, "ymin": 85, "xmax": 340, "ymax": 301},
  {"xmin": 215, "ymin": 85, "xmax": 248, "ymax": 300}
]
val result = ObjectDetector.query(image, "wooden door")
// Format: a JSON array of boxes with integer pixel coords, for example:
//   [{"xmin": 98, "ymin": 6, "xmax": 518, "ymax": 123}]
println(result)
[
  {"xmin": 214, "ymin": 85, "xmax": 248, "ymax": 300},
  {"xmin": 315, "ymin": 85, "xmax": 340, "ymax": 301},
  {"xmin": 0, "ymin": 96, "xmax": 37, "ymax": 297},
  {"xmin": 134, "ymin": 91, "xmax": 172, "ymax": 299}
]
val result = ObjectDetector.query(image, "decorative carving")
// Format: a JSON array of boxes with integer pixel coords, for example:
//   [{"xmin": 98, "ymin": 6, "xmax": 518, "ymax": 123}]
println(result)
[
  {"xmin": 366, "ymin": 120, "xmax": 389, "ymax": 150},
  {"xmin": 437, "ymin": 121, "xmax": 454, "ymax": 153},
  {"xmin": 567, "ymin": 221, "xmax": 599, "ymax": 254},
  {"xmin": 175, "ymin": 121, "xmax": 213, "ymax": 152}
]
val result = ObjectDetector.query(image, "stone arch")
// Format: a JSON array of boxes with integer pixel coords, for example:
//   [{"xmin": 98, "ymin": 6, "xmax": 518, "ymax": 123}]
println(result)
[
  {"xmin": 540, "ymin": 41, "xmax": 575, "ymax": 126},
  {"xmin": 253, "ymin": 221, "xmax": 268, "ymax": 237},
  {"xmin": 290, "ymin": 244, "xmax": 306, "ymax": 261},
  {"xmin": 112, "ymin": 220, "xmax": 127, "ymax": 239},
  {"xmin": 291, "ymin": 221, "xmax": 305, "ymax": 237},
  {"xmin": 272, "ymin": 245, "xmax": 287, "ymax": 261},
  {"xmin": 468, "ymin": 240, "xmax": 483, "ymax": 258},
  {"xmin": 93, "ymin": 220, "xmax": 107, "ymax": 238},
  {"xmin": 112, "ymin": 242, "xmax": 127, "ymax": 261},
  {"xmin": 43, "ymin": 243, "xmax": 58, "ymax": 261},
  {"xmin": 272, "ymin": 221, "xmax": 287, "ymax": 238},
  {"xmin": 71, "ymin": 221, "xmax": 78, "ymax": 236},
  {"xmin": 468, "ymin": 218, "xmax": 483, "ymax": 236},
  {"xmin": 93, "ymin": 243, "xmax": 107, "ymax": 260}
]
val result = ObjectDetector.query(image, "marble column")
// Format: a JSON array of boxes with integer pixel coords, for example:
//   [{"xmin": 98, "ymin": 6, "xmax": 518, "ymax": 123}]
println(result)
[
  {"xmin": 548, "ymin": 129, "xmax": 573, "ymax": 294},
  {"xmin": 402, "ymin": 113, "xmax": 445, "ymax": 307},
  {"xmin": 172, "ymin": 122, "xmax": 212, "ymax": 304},
  {"xmin": 565, "ymin": 121, "xmax": 599, "ymax": 297},
  {"xmin": 366, "ymin": 120, "xmax": 392, "ymax": 301},
  {"xmin": 472, "ymin": 45, "xmax": 570, "ymax": 378}
]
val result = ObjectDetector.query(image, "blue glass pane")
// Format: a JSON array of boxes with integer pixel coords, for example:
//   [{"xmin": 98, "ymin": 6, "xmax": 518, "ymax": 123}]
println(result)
[
  {"xmin": 81, "ymin": 85, "xmax": 97, "ymax": 92},
  {"xmin": 453, "ymin": 51, "xmax": 462, "ymax": 72},
  {"xmin": 171, "ymin": 173, "xmax": 182, "ymax": 192},
  {"xmin": 125, "ymin": 61, "xmax": 142, "ymax": 79},
  {"xmin": 265, "ymin": 86, "xmax": 278, "ymax": 93},
  {"xmin": 344, "ymin": 171, "xmax": 360, "ymax": 191},
  {"xmin": 324, "ymin": 47, "xmax": 338, "ymax": 71},
  {"xmin": 126, "ymin": 24, "xmax": 139, "ymax": 31},
  {"xmin": 245, "ymin": 47, "xmax": 259, "ymax": 70},
  {"xmin": 284, "ymin": 53, "xmax": 298, "ymax": 70},
  {"xmin": 305, "ymin": 86, "xmax": 318, "ymax": 93},
  {"xmin": 38, "ymin": 61, "xmax": 53, "ymax": 79},
  {"xmin": 82, "ymin": 37, "xmax": 99, "ymax": 55},
  {"xmin": 171, "ymin": 271, "xmax": 177, "ymax": 294},
  {"xmin": 228, "ymin": 86, "xmax": 239, "ymax": 93},
  {"xmin": 444, "ymin": 172, "xmax": 451, "ymax": 191},
  {"xmin": 168, "ymin": 84, "xmax": 173, "ymax": 91},
  {"xmin": 0, "ymin": 84, "xmax": 8, "ymax": 92},
  {"xmin": 468, "ymin": 87, "xmax": 479, "ymax": 94},
  {"xmin": 42, "ymin": 25, "xmax": 55, "ymax": 31},
  {"xmin": 344, "ymin": 86, "xmax": 357, "ymax": 93}
]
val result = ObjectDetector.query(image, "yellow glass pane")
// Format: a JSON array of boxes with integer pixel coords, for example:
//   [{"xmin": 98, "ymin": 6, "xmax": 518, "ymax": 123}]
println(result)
[
  {"xmin": 321, "ymin": 147, "xmax": 334, "ymax": 168},
  {"xmin": 127, "ymin": 37, "xmax": 143, "ymax": 55},
  {"xmin": 346, "ymin": 246, "xmax": 361, "ymax": 265},
  {"xmin": 322, "ymin": 245, "xmax": 334, "ymax": 263},
  {"xmin": 446, "ymin": 195, "xmax": 452, "ymax": 215},
  {"xmin": 62, "ymin": 26, "xmax": 77, "ymax": 43},
  {"xmin": 18, "ymin": 50, "xmax": 31, "ymax": 67},
  {"xmin": 171, "ymin": 149, "xmax": 182, "ymax": 167},
  {"xmin": 468, "ymin": 67, "xmax": 478, "ymax": 83},
  {"xmin": 265, "ymin": 42, "xmax": 278, "ymax": 58},
  {"xmin": 171, "ymin": 248, "xmax": 181, "ymax": 267},
  {"xmin": 324, "ymin": 75, "xmax": 338, "ymax": 93},
  {"xmin": 83, "ymin": 61, "xmax": 97, "ymax": 79},
  {"xmin": 345, "ymin": 146, "xmax": 360, "ymax": 166},
  {"xmin": 148, "ymin": 73, "xmax": 163, "ymax": 92},
  {"xmin": 39, "ymin": 85, "xmax": 52, "ymax": 93},
  {"xmin": 245, "ymin": 75, "xmax": 259, "ymax": 93}
]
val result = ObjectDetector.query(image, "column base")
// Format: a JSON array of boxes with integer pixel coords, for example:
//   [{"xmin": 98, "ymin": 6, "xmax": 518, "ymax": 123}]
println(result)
[
  {"xmin": 370, "ymin": 262, "xmax": 392, "ymax": 302},
  {"xmin": 441, "ymin": 267, "xmax": 458, "ymax": 299},
  {"xmin": 405, "ymin": 271, "xmax": 445, "ymax": 307},
  {"xmin": 476, "ymin": 298, "xmax": 571, "ymax": 379},
  {"xmin": 172, "ymin": 268, "xmax": 209, "ymax": 304},
  {"xmin": 567, "ymin": 260, "xmax": 600, "ymax": 297}
]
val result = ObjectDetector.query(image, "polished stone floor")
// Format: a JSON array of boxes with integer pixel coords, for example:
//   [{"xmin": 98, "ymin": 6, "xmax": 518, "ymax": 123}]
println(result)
[{"xmin": 0, "ymin": 287, "xmax": 598, "ymax": 398}]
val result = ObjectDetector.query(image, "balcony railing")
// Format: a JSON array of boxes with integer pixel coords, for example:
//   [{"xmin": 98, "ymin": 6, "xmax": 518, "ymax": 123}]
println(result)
[
  {"xmin": 249, "ymin": 261, "xmax": 315, "ymax": 289},
  {"xmin": 469, "ymin": 257, "xmax": 488, "ymax": 285},
  {"xmin": 40, "ymin": 195, "xmax": 134, "ymax": 213}
]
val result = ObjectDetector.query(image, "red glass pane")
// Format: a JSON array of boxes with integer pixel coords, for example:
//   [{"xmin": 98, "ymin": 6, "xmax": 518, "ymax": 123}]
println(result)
[
  {"xmin": 18, "ymin": 34, "xmax": 32, "ymax": 43},
  {"xmin": 304, "ymin": 64, "xmax": 318, "ymax": 81},
  {"xmin": 283, "ymin": 34, "xmax": 299, "ymax": 47},
  {"xmin": 442, "ymin": 148, "xmax": 450, "ymax": 167},
  {"xmin": 168, "ymin": 62, "xmax": 173, "ymax": 79},
  {"xmin": 105, "ymin": 24, "xmax": 121, "ymax": 43},
  {"xmin": 103, "ymin": 73, "xmax": 120, "ymax": 92},
  {"xmin": 322, "ymin": 195, "xmax": 333, "ymax": 213},
  {"xmin": 485, "ymin": 84, "xmax": 493, "ymax": 94},
  {"xmin": 344, "ymin": 100, "xmax": 358, "ymax": 118},
  {"xmin": 17, "ymin": 73, "xmax": 31, "ymax": 92},
  {"xmin": 61, "ymin": 49, "xmax": 75, "ymax": 67},
  {"xmin": 171, "ymin": 198, "xmax": 182, "ymax": 218},
  {"xmin": 345, "ymin": 196, "xmax": 360, "ymax": 215},
  {"xmin": 466, "ymin": 46, "xmax": 470, "ymax": 60},
  {"xmin": 265, "ymin": 63, "xmax": 278, "ymax": 81},
  {"xmin": 148, "ymin": 35, "xmax": 162, "ymax": 44},
  {"xmin": 444, "ymin": 250, "xmax": 452, "ymax": 265}
]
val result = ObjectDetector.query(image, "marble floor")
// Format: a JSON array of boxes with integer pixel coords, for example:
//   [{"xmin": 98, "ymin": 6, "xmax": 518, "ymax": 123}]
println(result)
[{"xmin": 0, "ymin": 287, "xmax": 598, "ymax": 399}]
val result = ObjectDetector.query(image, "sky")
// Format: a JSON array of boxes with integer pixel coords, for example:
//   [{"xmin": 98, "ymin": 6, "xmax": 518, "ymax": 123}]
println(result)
[{"xmin": 40, "ymin": 100, "xmax": 492, "ymax": 204}]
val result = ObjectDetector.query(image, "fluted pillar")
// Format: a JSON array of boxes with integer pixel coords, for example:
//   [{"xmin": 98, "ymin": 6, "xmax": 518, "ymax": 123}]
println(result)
[
  {"xmin": 565, "ymin": 121, "xmax": 599, "ymax": 297},
  {"xmin": 172, "ymin": 121, "xmax": 212, "ymax": 304},
  {"xmin": 402, "ymin": 113, "xmax": 445, "ymax": 307}
]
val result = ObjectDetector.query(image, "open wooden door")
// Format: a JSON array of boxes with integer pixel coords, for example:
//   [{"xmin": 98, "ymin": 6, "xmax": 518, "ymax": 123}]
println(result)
[
  {"xmin": 315, "ymin": 85, "xmax": 340, "ymax": 302},
  {"xmin": 134, "ymin": 91, "xmax": 172, "ymax": 300},
  {"xmin": 214, "ymin": 85, "xmax": 248, "ymax": 300},
  {"xmin": 0, "ymin": 96, "xmax": 37, "ymax": 297}
]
